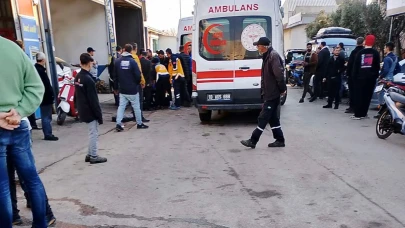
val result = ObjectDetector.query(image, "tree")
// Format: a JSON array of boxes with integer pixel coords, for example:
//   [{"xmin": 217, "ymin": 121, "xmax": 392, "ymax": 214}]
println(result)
[{"xmin": 305, "ymin": 11, "xmax": 332, "ymax": 39}]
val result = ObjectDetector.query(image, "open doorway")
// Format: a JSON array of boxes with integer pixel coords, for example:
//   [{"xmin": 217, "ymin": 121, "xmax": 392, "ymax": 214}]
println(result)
[{"xmin": 0, "ymin": 0, "xmax": 17, "ymax": 40}]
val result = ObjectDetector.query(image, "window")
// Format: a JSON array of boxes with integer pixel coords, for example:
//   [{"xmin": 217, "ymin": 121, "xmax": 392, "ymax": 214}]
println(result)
[
  {"xmin": 199, "ymin": 16, "xmax": 271, "ymax": 61},
  {"xmin": 181, "ymin": 34, "xmax": 192, "ymax": 45}
]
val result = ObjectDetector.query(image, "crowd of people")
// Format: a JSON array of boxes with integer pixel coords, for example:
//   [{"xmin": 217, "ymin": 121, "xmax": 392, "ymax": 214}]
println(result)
[{"xmin": 299, "ymin": 34, "xmax": 403, "ymax": 120}]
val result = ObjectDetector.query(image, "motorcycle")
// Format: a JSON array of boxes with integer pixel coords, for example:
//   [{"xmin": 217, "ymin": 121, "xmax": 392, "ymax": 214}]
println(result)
[
  {"xmin": 57, "ymin": 74, "xmax": 78, "ymax": 125},
  {"xmin": 376, "ymin": 87, "xmax": 405, "ymax": 139},
  {"xmin": 287, "ymin": 63, "xmax": 304, "ymax": 87}
]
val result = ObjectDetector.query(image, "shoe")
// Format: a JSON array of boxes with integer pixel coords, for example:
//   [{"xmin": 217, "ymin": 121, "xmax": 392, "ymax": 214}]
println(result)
[
  {"xmin": 44, "ymin": 135, "xmax": 59, "ymax": 141},
  {"xmin": 241, "ymin": 139, "xmax": 256, "ymax": 149},
  {"xmin": 345, "ymin": 108, "xmax": 354, "ymax": 114},
  {"xmin": 46, "ymin": 214, "xmax": 56, "ymax": 226},
  {"xmin": 116, "ymin": 124, "xmax": 124, "ymax": 132},
  {"xmin": 268, "ymin": 141, "xmax": 285, "ymax": 148},
  {"xmin": 32, "ymin": 126, "xmax": 42, "ymax": 130},
  {"xmin": 89, "ymin": 156, "xmax": 107, "ymax": 164},
  {"xmin": 323, "ymin": 104, "xmax": 332, "ymax": 108},
  {"xmin": 85, "ymin": 155, "xmax": 90, "ymax": 162},
  {"xmin": 309, "ymin": 97, "xmax": 317, "ymax": 102},
  {"xmin": 142, "ymin": 117, "xmax": 150, "ymax": 123},
  {"xmin": 319, "ymin": 97, "xmax": 324, "ymax": 100},
  {"xmin": 13, "ymin": 218, "xmax": 23, "ymax": 225},
  {"xmin": 170, "ymin": 106, "xmax": 180, "ymax": 110},
  {"xmin": 351, "ymin": 116, "xmax": 362, "ymax": 120},
  {"xmin": 137, "ymin": 124, "xmax": 149, "ymax": 129},
  {"xmin": 334, "ymin": 105, "xmax": 339, "ymax": 109},
  {"xmin": 299, "ymin": 98, "xmax": 304, "ymax": 103}
]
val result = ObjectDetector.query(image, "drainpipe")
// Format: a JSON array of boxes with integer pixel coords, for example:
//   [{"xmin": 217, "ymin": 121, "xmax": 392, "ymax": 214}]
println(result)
[{"xmin": 39, "ymin": 0, "xmax": 59, "ymax": 105}]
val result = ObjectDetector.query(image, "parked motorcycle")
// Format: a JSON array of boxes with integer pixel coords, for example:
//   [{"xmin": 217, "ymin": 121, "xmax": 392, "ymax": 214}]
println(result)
[
  {"xmin": 288, "ymin": 63, "xmax": 304, "ymax": 87},
  {"xmin": 376, "ymin": 87, "xmax": 405, "ymax": 139},
  {"xmin": 57, "ymin": 75, "xmax": 78, "ymax": 125}
]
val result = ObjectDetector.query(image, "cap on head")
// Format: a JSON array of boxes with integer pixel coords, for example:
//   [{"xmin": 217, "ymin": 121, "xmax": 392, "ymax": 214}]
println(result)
[
  {"xmin": 253, "ymin": 37, "xmax": 271, "ymax": 46},
  {"xmin": 365, "ymin": 35, "xmax": 376, "ymax": 46},
  {"xmin": 87, "ymin": 47, "xmax": 95, "ymax": 53}
]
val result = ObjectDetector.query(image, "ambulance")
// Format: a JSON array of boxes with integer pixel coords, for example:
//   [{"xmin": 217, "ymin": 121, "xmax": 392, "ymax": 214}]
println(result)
[
  {"xmin": 191, "ymin": 0, "xmax": 285, "ymax": 122},
  {"xmin": 177, "ymin": 16, "xmax": 193, "ymax": 51}
]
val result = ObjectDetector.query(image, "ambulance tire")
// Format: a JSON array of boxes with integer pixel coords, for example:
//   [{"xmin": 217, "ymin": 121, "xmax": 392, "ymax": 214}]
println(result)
[{"xmin": 199, "ymin": 110, "xmax": 212, "ymax": 122}]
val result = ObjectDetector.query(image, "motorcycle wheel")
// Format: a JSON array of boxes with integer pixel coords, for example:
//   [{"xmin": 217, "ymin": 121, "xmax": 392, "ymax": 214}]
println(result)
[
  {"xmin": 376, "ymin": 110, "xmax": 393, "ymax": 139},
  {"xmin": 57, "ymin": 110, "xmax": 67, "ymax": 126},
  {"xmin": 280, "ymin": 92, "xmax": 287, "ymax": 106}
]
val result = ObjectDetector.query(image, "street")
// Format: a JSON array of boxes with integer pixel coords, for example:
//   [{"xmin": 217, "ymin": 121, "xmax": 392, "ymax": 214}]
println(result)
[{"xmin": 18, "ymin": 87, "xmax": 405, "ymax": 228}]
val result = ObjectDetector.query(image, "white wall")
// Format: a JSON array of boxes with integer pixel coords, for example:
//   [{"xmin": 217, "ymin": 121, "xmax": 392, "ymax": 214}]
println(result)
[
  {"xmin": 50, "ymin": 0, "xmax": 109, "ymax": 82},
  {"xmin": 284, "ymin": 25, "xmax": 308, "ymax": 50},
  {"xmin": 158, "ymin": 35, "xmax": 177, "ymax": 53}
]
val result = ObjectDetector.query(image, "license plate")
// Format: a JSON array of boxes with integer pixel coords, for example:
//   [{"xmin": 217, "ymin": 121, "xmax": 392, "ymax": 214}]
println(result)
[
  {"xmin": 374, "ymin": 85, "xmax": 383, "ymax": 92},
  {"xmin": 207, "ymin": 93, "xmax": 231, "ymax": 101}
]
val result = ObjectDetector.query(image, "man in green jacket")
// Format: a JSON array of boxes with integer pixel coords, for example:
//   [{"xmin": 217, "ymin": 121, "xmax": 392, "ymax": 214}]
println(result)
[{"xmin": 0, "ymin": 36, "xmax": 48, "ymax": 227}]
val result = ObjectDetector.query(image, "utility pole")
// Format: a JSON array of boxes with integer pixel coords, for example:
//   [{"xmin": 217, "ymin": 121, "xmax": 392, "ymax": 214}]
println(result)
[{"xmin": 179, "ymin": 0, "xmax": 182, "ymax": 18}]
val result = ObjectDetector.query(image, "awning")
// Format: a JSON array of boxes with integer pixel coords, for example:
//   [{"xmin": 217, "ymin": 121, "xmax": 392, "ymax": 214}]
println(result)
[{"xmin": 114, "ymin": 0, "xmax": 142, "ymax": 9}]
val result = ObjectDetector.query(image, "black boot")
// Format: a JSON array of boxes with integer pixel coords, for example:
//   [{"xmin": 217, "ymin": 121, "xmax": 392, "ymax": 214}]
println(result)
[
  {"xmin": 268, "ymin": 141, "xmax": 285, "ymax": 148},
  {"xmin": 299, "ymin": 98, "xmax": 304, "ymax": 103},
  {"xmin": 240, "ymin": 139, "xmax": 256, "ymax": 149},
  {"xmin": 334, "ymin": 104, "xmax": 339, "ymax": 109},
  {"xmin": 323, "ymin": 104, "xmax": 332, "ymax": 108}
]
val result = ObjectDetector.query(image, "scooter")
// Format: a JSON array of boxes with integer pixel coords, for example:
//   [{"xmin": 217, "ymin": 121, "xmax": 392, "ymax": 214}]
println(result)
[
  {"xmin": 57, "ymin": 75, "xmax": 78, "ymax": 125},
  {"xmin": 288, "ymin": 63, "xmax": 304, "ymax": 87},
  {"xmin": 376, "ymin": 87, "xmax": 405, "ymax": 139}
]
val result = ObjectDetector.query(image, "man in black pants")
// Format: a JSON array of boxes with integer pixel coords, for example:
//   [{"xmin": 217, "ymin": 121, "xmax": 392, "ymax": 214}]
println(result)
[
  {"xmin": 241, "ymin": 37, "xmax": 286, "ymax": 149},
  {"xmin": 345, "ymin": 37, "xmax": 364, "ymax": 114},
  {"xmin": 151, "ymin": 58, "xmax": 172, "ymax": 108},
  {"xmin": 140, "ymin": 51, "xmax": 153, "ymax": 110},
  {"xmin": 323, "ymin": 47, "xmax": 345, "ymax": 109},
  {"xmin": 178, "ymin": 45, "xmax": 192, "ymax": 106},
  {"xmin": 299, "ymin": 43, "xmax": 318, "ymax": 103},
  {"xmin": 310, "ymin": 41, "xmax": 330, "ymax": 102}
]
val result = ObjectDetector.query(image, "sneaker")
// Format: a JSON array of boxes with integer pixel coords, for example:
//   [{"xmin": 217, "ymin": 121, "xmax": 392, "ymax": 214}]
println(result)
[
  {"xmin": 137, "ymin": 124, "xmax": 149, "ymax": 129},
  {"xmin": 116, "ymin": 124, "xmax": 124, "ymax": 132},
  {"xmin": 351, "ymin": 116, "xmax": 362, "ymax": 120},
  {"xmin": 89, "ymin": 156, "xmax": 107, "ymax": 164},
  {"xmin": 46, "ymin": 214, "xmax": 56, "ymax": 226},
  {"xmin": 13, "ymin": 218, "xmax": 23, "ymax": 225},
  {"xmin": 142, "ymin": 117, "xmax": 150, "ymax": 123},
  {"xmin": 44, "ymin": 135, "xmax": 59, "ymax": 141},
  {"xmin": 299, "ymin": 98, "xmax": 304, "ymax": 103},
  {"xmin": 268, "ymin": 141, "xmax": 285, "ymax": 148},
  {"xmin": 85, "ymin": 155, "xmax": 90, "ymax": 162},
  {"xmin": 323, "ymin": 104, "xmax": 332, "ymax": 108},
  {"xmin": 170, "ymin": 106, "xmax": 181, "ymax": 110},
  {"xmin": 240, "ymin": 139, "xmax": 256, "ymax": 149}
]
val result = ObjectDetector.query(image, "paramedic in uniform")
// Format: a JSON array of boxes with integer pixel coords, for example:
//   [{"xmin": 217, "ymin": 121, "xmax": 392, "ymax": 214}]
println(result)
[{"xmin": 241, "ymin": 37, "xmax": 287, "ymax": 149}]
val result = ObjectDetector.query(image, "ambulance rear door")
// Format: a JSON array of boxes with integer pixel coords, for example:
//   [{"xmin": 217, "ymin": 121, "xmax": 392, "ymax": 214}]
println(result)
[{"xmin": 233, "ymin": 0, "xmax": 273, "ymax": 104}]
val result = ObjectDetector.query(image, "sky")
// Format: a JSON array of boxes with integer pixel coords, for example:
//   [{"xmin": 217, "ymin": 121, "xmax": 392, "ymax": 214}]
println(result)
[{"xmin": 145, "ymin": 0, "xmax": 194, "ymax": 31}]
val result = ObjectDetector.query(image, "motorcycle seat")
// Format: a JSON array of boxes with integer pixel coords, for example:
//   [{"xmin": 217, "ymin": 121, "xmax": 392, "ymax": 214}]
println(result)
[{"xmin": 390, "ymin": 92, "xmax": 405, "ymax": 104}]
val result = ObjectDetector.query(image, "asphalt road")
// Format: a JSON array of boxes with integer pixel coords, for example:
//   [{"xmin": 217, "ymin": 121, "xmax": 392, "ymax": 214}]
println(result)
[{"xmin": 18, "ymin": 87, "xmax": 405, "ymax": 228}]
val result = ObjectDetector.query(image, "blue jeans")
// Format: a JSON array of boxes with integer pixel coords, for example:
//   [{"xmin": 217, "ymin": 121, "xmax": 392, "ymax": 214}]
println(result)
[
  {"xmin": 40, "ymin": 104, "xmax": 53, "ymax": 137},
  {"xmin": 0, "ymin": 120, "xmax": 47, "ymax": 227},
  {"xmin": 116, "ymin": 93, "xmax": 142, "ymax": 125}
]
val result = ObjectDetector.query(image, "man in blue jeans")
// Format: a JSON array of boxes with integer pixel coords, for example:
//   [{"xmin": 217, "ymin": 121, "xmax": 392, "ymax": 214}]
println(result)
[
  {"xmin": 0, "ymin": 36, "xmax": 47, "ymax": 227},
  {"xmin": 35, "ymin": 52, "xmax": 58, "ymax": 141},
  {"xmin": 114, "ymin": 44, "xmax": 149, "ymax": 131}
]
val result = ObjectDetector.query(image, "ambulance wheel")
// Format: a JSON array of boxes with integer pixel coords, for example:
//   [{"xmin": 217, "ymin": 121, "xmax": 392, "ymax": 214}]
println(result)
[{"xmin": 199, "ymin": 110, "xmax": 212, "ymax": 122}]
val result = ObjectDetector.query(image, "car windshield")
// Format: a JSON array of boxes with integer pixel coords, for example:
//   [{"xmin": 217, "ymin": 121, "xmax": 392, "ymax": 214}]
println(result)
[{"xmin": 292, "ymin": 52, "xmax": 304, "ymax": 61}]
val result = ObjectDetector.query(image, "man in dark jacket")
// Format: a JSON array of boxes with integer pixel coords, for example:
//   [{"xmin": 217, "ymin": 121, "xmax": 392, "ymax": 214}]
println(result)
[
  {"xmin": 300, "ymin": 43, "xmax": 318, "ymax": 103},
  {"xmin": 140, "ymin": 51, "xmax": 153, "ymax": 111},
  {"xmin": 310, "ymin": 41, "xmax": 330, "ymax": 102},
  {"xmin": 158, "ymin": 50, "xmax": 169, "ymax": 69},
  {"xmin": 241, "ymin": 37, "xmax": 286, "ymax": 149},
  {"xmin": 177, "ymin": 45, "xmax": 192, "ymax": 106},
  {"xmin": 75, "ymin": 53, "xmax": 107, "ymax": 164},
  {"xmin": 35, "ymin": 52, "xmax": 58, "ymax": 141},
  {"xmin": 114, "ymin": 44, "xmax": 149, "ymax": 131},
  {"xmin": 323, "ymin": 47, "xmax": 346, "ymax": 109},
  {"xmin": 351, "ymin": 35, "xmax": 381, "ymax": 120},
  {"xmin": 345, "ymin": 37, "xmax": 364, "ymax": 114}
]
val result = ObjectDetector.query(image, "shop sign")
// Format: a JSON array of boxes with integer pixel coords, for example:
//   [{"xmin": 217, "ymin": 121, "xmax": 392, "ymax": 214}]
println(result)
[
  {"xmin": 20, "ymin": 15, "xmax": 40, "ymax": 64},
  {"xmin": 105, "ymin": 0, "xmax": 117, "ymax": 58}
]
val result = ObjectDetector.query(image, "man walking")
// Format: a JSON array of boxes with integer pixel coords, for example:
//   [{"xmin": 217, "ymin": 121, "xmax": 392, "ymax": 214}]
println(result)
[
  {"xmin": 310, "ymin": 42, "xmax": 330, "ymax": 102},
  {"xmin": 323, "ymin": 47, "xmax": 345, "ymax": 109},
  {"xmin": 115, "ymin": 44, "xmax": 149, "ymax": 131},
  {"xmin": 299, "ymin": 43, "xmax": 317, "ymax": 103},
  {"xmin": 34, "ymin": 52, "xmax": 58, "ymax": 141},
  {"xmin": 241, "ymin": 37, "xmax": 286, "ymax": 149},
  {"xmin": 178, "ymin": 45, "xmax": 192, "ymax": 106},
  {"xmin": 87, "ymin": 47, "xmax": 99, "ymax": 82},
  {"xmin": 0, "ymin": 36, "xmax": 47, "ymax": 227},
  {"xmin": 351, "ymin": 35, "xmax": 381, "ymax": 120},
  {"xmin": 345, "ymin": 37, "xmax": 364, "ymax": 114},
  {"xmin": 75, "ymin": 53, "xmax": 107, "ymax": 164},
  {"xmin": 140, "ymin": 51, "xmax": 153, "ymax": 111}
]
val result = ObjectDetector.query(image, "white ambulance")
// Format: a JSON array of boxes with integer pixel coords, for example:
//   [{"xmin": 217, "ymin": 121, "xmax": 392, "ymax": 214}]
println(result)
[
  {"xmin": 177, "ymin": 16, "xmax": 193, "ymax": 51},
  {"xmin": 191, "ymin": 0, "xmax": 285, "ymax": 122}
]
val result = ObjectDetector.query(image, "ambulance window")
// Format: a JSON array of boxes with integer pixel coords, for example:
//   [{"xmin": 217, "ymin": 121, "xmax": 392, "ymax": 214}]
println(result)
[
  {"xmin": 236, "ymin": 17, "xmax": 271, "ymax": 60},
  {"xmin": 181, "ymin": 34, "xmax": 192, "ymax": 45},
  {"xmin": 199, "ymin": 18, "xmax": 232, "ymax": 61}
]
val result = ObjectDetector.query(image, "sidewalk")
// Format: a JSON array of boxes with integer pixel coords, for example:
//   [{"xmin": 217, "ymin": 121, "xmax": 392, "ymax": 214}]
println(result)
[{"xmin": 30, "ymin": 94, "xmax": 133, "ymax": 173}]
